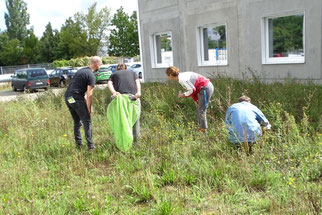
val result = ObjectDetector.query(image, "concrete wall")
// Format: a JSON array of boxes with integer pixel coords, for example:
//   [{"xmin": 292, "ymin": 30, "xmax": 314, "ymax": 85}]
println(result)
[{"xmin": 138, "ymin": 0, "xmax": 322, "ymax": 83}]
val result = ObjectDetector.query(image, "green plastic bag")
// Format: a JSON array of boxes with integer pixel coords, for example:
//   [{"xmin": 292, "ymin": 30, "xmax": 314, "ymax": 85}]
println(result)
[{"xmin": 107, "ymin": 94, "xmax": 139, "ymax": 152}]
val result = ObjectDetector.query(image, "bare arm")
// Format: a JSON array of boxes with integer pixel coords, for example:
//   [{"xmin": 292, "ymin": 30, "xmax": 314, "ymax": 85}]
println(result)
[
  {"xmin": 107, "ymin": 80, "xmax": 120, "ymax": 96},
  {"xmin": 86, "ymin": 85, "xmax": 94, "ymax": 116},
  {"xmin": 134, "ymin": 79, "xmax": 141, "ymax": 99}
]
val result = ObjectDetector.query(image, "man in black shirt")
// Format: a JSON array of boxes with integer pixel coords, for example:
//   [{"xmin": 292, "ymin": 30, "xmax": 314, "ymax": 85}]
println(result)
[
  {"xmin": 65, "ymin": 56, "xmax": 102, "ymax": 150},
  {"xmin": 107, "ymin": 63, "xmax": 141, "ymax": 141}
]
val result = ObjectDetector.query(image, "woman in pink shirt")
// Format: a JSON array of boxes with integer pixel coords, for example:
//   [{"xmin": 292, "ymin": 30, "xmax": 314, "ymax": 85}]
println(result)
[{"xmin": 166, "ymin": 66, "xmax": 214, "ymax": 133}]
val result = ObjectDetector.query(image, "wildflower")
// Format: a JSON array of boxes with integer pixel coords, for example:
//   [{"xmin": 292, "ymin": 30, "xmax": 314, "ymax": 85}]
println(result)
[
  {"xmin": 7, "ymin": 201, "xmax": 10, "ymax": 204},
  {"xmin": 2, "ymin": 198, "xmax": 5, "ymax": 202},
  {"xmin": 62, "ymin": 134, "xmax": 67, "ymax": 137}
]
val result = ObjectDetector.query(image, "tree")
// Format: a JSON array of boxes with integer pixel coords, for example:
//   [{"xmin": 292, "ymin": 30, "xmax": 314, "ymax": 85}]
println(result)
[
  {"xmin": 55, "ymin": 3, "xmax": 110, "ymax": 60},
  {"xmin": 74, "ymin": 2, "xmax": 110, "ymax": 56},
  {"xmin": 22, "ymin": 29, "xmax": 39, "ymax": 64},
  {"xmin": 0, "ymin": 37, "xmax": 23, "ymax": 65},
  {"xmin": 4, "ymin": 0, "xmax": 30, "ymax": 41},
  {"xmin": 108, "ymin": 7, "xmax": 139, "ymax": 57},
  {"xmin": 55, "ymin": 17, "xmax": 88, "ymax": 60},
  {"xmin": 38, "ymin": 22, "xmax": 59, "ymax": 62}
]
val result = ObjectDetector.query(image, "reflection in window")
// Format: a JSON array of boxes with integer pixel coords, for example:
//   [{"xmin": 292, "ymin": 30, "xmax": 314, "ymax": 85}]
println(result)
[
  {"xmin": 153, "ymin": 32, "xmax": 173, "ymax": 67},
  {"xmin": 268, "ymin": 14, "xmax": 304, "ymax": 58},
  {"xmin": 199, "ymin": 25, "xmax": 227, "ymax": 65}
]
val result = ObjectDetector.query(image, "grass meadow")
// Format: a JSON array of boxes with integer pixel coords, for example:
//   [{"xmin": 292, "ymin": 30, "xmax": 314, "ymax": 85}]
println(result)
[{"xmin": 0, "ymin": 77, "xmax": 321, "ymax": 214}]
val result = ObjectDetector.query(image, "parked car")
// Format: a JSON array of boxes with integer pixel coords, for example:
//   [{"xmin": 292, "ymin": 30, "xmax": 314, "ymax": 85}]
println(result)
[
  {"xmin": 107, "ymin": 64, "xmax": 118, "ymax": 73},
  {"xmin": 11, "ymin": 68, "xmax": 50, "ymax": 92},
  {"xmin": 128, "ymin": 63, "xmax": 143, "ymax": 79},
  {"xmin": 49, "ymin": 67, "xmax": 76, "ymax": 87},
  {"xmin": 93, "ymin": 66, "xmax": 112, "ymax": 84},
  {"xmin": 107, "ymin": 64, "xmax": 131, "ymax": 73}
]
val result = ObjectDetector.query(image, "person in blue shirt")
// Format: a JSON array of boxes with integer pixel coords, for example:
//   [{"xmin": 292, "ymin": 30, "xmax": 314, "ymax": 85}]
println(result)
[{"xmin": 225, "ymin": 95, "xmax": 271, "ymax": 150}]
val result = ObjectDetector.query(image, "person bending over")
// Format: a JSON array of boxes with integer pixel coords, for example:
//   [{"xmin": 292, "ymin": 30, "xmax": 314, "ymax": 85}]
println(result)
[
  {"xmin": 225, "ymin": 95, "xmax": 271, "ymax": 152},
  {"xmin": 107, "ymin": 63, "xmax": 141, "ymax": 141},
  {"xmin": 65, "ymin": 56, "xmax": 102, "ymax": 150},
  {"xmin": 166, "ymin": 66, "xmax": 214, "ymax": 133}
]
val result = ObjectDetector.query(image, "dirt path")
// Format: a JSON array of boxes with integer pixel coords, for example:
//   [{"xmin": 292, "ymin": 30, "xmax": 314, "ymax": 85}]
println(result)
[
  {"xmin": 0, "ymin": 88, "xmax": 64, "ymax": 102},
  {"xmin": 0, "ymin": 84, "xmax": 108, "ymax": 103}
]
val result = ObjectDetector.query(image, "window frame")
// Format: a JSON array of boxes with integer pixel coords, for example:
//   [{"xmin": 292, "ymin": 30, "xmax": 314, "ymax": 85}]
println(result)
[
  {"xmin": 150, "ymin": 31, "xmax": 173, "ymax": 68},
  {"xmin": 196, "ymin": 23, "xmax": 228, "ymax": 67},
  {"xmin": 261, "ymin": 11, "xmax": 306, "ymax": 65}
]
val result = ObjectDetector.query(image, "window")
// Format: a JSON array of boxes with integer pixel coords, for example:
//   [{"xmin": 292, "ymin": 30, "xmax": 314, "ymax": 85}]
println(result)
[
  {"xmin": 151, "ymin": 32, "xmax": 173, "ymax": 68},
  {"xmin": 262, "ymin": 12, "xmax": 305, "ymax": 64},
  {"xmin": 29, "ymin": 70, "xmax": 47, "ymax": 77},
  {"xmin": 17, "ymin": 71, "xmax": 27, "ymax": 79},
  {"xmin": 197, "ymin": 24, "xmax": 227, "ymax": 66}
]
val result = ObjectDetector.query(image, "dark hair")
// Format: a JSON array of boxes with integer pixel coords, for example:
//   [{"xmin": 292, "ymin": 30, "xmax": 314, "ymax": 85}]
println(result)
[
  {"xmin": 165, "ymin": 66, "xmax": 180, "ymax": 77},
  {"xmin": 117, "ymin": 63, "xmax": 127, "ymax": 71},
  {"xmin": 238, "ymin": 95, "xmax": 251, "ymax": 103}
]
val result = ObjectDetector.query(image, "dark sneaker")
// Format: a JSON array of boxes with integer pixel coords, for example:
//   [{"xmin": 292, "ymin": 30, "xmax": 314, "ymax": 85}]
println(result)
[
  {"xmin": 76, "ymin": 144, "xmax": 82, "ymax": 150},
  {"xmin": 88, "ymin": 145, "xmax": 96, "ymax": 151}
]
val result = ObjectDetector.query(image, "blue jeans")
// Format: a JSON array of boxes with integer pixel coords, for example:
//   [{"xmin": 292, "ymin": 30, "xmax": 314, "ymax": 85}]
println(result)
[
  {"xmin": 197, "ymin": 82, "xmax": 214, "ymax": 129},
  {"xmin": 65, "ymin": 97, "xmax": 94, "ymax": 149}
]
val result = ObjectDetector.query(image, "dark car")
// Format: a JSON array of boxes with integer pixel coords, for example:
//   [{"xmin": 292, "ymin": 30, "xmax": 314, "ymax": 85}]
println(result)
[
  {"xmin": 11, "ymin": 68, "xmax": 50, "ymax": 92},
  {"xmin": 49, "ymin": 67, "xmax": 76, "ymax": 87}
]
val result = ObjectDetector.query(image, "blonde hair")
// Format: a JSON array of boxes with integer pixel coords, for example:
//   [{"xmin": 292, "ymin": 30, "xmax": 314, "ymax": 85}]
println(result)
[
  {"xmin": 90, "ymin": 56, "xmax": 102, "ymax": 66},
  {"xmin": 117, "ymin": 63, "xmax": 127, "ymax": 71},
  {"xmin": 166, "ymin": 66, "xmax": 180, "ymax": 77}
]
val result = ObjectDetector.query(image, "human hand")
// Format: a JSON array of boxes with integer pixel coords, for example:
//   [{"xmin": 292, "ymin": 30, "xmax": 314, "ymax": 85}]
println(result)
[
  {"xmin": 113, "ymin": 92, "xmax": 120, "ymax": 97},
  {"xmin": 134, "ymin": 93, "xmax": 141, "ymax": 99},
  {"xmin": 194, "ymin": 101, "xmax": 198, "ymax": 108},
  {"xmin": 178, "ymin": 93, "xmax": 185, "ymax": 98}
]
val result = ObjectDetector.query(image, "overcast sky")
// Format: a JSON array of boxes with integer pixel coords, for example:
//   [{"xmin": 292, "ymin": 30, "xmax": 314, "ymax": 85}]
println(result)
[{"xmin": 0, "ymin": 0, "xmax": 138, "ymax": 37}]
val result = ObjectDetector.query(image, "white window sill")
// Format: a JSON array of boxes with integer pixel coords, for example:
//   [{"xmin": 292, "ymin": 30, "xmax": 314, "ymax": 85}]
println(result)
[
  {"xmin": 263, "ymin": 58, "xmax": 305, "ymax": 65},
  {"xmin": 199, "ymin": 62, "xmax": 228, "ymax": 67},
  {"xmin": 152, "ymin": 65, "xmax": 173, "ymax": 69}
]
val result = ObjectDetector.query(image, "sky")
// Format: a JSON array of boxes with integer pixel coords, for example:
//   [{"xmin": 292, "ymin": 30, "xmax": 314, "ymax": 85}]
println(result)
[{"xmin": 0, "ymin": 0, "xmax": 138, "ymax": 37}]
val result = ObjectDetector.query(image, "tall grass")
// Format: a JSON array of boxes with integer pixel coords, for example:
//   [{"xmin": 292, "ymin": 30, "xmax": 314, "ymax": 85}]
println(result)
[{"xmin": 0, "ymin": 78, "xmax": 321, "ymax": 214}]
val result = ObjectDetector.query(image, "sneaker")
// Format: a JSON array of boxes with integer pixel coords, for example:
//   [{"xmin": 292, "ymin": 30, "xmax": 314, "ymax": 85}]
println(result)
[
  {"xmin": 76, "ymin": 144, "xmax": 82, "ymax": 150},
  {"xmin": 88, "ymin": 145, "xmax": 96, "ymax": 151}
]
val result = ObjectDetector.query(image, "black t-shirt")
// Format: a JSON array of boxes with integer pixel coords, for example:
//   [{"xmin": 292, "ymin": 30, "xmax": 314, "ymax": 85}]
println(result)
[
  {"xmin": 109, "ymin": 70, "xmax": 138, "ymax": 95},
  {"xmin": 65, "ymin": 67, "xmax": 95, "ymax": 99}
]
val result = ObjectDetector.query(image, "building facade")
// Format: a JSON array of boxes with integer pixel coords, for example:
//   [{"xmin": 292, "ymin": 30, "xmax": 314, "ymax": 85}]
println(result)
[{"xmin": 137, "ymin": 0, "xmax": 322, "ymax": 83}]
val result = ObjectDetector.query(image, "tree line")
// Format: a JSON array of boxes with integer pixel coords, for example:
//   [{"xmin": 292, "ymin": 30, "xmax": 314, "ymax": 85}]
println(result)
[{"xmin": 0, "ymin": 0, "xmax": 139, "ymax": 66}]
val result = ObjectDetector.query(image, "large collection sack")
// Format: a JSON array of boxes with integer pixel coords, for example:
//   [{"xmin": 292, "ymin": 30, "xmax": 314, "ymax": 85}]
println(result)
[{"xmin": 107, "ymin": 94, "xmax": 139, "ymax": 152}]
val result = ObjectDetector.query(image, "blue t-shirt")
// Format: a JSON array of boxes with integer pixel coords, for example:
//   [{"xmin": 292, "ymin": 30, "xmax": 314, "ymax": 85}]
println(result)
[{"xmin": 225, "ymin": 102, "xmax": 270, "ymax": 143}]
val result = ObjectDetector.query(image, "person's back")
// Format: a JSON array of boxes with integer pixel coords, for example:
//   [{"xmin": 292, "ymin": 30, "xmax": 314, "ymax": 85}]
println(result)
[
  {"xmin": 225, "ymin": 96, "xmax": 270, "ymax": 144},
  {"xmin": 65, "ymin": 67, "xmax": 96, "ymax": 99},
  {"xmin": 109, "ymin": 69, "xmax": 138, "ymax": 95}
]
